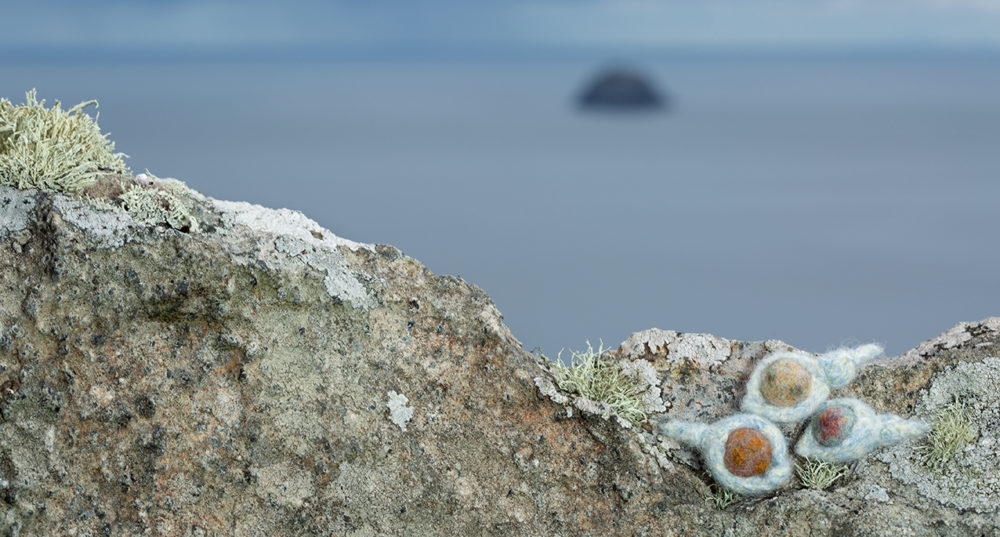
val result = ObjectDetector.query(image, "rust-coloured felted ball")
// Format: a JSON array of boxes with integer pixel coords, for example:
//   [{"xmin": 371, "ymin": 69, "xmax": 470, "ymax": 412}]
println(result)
[
  {"xmin": 760, "ymin": 359, "xmax": 811, "ymax": 407},
  {"xmin": 723, "ymin": 427, "xmax": 772, "ymax": 477}
]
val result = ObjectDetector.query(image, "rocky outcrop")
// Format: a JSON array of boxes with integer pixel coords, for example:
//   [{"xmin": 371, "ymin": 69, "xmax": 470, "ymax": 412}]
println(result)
[
  {"xmin": 578, "ymin": 67, "xmax": 666, "ymax": 110},
  {"xmin": 1, "ymin": 184, "xmax": 997, "ymax": 536}
]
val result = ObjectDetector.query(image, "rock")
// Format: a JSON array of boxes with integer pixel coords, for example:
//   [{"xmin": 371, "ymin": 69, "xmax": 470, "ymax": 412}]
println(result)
[
  {"xmin": 1, "ymin": 183, "xmax": 998, "ymax": 536},
  {"xmin": 578, "ymin": 67, "xmax": 666, "ymax": 110}
]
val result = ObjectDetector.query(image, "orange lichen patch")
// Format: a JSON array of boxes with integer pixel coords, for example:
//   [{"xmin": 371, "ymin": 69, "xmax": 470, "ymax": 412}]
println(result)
[
  {"xmin": 723, "ymin": 427, "xmax": 772, "ymax": 477},
  {"xmin": 760, "ymin": 359, "xmax": 811, "ymax": 407}
]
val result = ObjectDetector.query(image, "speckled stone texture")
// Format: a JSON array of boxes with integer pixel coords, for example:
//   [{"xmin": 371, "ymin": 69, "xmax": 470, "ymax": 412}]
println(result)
[{"xmin": 1, "ymin": 183, "xmax": 998, "ymax": 536}]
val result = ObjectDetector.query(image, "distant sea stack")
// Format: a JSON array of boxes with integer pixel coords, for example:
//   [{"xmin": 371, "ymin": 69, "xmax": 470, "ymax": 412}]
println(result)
[{"xmin": 578, "ymin": 66, "xmax": 666, "ymax": 110}]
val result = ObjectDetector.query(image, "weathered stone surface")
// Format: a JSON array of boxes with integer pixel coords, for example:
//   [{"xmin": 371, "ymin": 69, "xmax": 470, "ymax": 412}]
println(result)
[
  {"xmin": 1, "ymin": 183, "xmax": 998, "ymax": 536},
  {"xmin": 612, "ymin": 328, "xmax": 797, "ymax": 424}
]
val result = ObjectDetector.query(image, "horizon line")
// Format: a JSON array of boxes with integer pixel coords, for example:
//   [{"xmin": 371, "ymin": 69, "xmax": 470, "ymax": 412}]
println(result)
[{"xmin": 5, "ymin": 41, "xmax": 1000, "ymax": 65}]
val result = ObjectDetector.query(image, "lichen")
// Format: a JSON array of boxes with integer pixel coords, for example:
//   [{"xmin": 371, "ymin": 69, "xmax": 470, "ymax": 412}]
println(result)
[
  {"xmin": 0, "ymin": 186, "xmax": 37, "ymax": 235},
  {"xmin": 877, "ymin": 356, "xmax": 1000, "ymax": 513},
  {"xmin": 51, "ymin": 194, "xmax": 136, "ymax": 248},
  {"xmin": 921, "ymin": 399, "xmax": 977, "ymax": 471},
  {"xmin": 211, "ymin": 198, "xmax": 371, "ymax": 252},
  {"xmin": 864, "ymin": 484, "xmax": 890, "ymax": 503},
  {"xmin": 0, "ymin": 90, "xmax": 129, "ymax": 194},
  {"xmin": 546, "ymin": 341, "xmax": 665, "ymax": 426},
  {"xmin": 81, "ymin": 193, "xmax": 121, "ymax": 213},
  {"xmin": 120, "ymin": 182, "xmax": 199, "ymax": 232},
  {"xmin": 160, "ymin": 177, "xmax": 194, "ymax": 199},
  {"xmin": 704, "ymin": 480, "xmax": 739, "ymax": 509},
  {"xmin": 795, "ymin": 458, "xmax": 847, "ymax": 490},
  {"xmin": 211, "ymin": 198, "xmax": 376, "ymax": 309},
  {"xmin": 387, "ymin": 390, "xmax": 414, "ymax": 432}
]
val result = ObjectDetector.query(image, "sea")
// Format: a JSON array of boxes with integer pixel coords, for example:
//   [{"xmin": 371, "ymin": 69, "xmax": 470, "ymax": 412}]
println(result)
[{"xmin": 3, "ymin": 51, "xmax": 998, "ymax": 357}]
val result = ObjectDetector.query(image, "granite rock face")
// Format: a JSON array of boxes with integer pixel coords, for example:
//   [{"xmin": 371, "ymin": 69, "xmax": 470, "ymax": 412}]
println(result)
[{"xmin": 1, "ymin": 184, "xmax": 998, "ymax": 536}]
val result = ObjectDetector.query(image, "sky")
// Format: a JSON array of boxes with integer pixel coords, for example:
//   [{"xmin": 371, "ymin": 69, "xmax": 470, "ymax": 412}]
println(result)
[
  {"xmin": 2, "ymin": 0, "xmax": 998, "ymax": 355},
  {"xmin": 6, "ymin": 0, "xmax": 1000, "ymax": 55}
]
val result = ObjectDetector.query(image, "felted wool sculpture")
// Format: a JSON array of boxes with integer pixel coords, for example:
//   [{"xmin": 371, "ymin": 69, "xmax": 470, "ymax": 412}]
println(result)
[
  {"xmin": 741, "ymin": 344, "xmax": 883, "ymax": 423},
  {"xmin": 659, "ymin": 414, "xmax": 793, "ymax": 495},
  {"xmin": 795, "ymin": 398, "xmax": 930, "ymax": 463}
]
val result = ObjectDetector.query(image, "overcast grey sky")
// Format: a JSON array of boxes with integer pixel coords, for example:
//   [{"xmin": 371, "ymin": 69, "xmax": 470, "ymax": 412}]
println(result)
[{"xmin": 6, "ymin": 0, "xmax": 1000, "ymax": 53}]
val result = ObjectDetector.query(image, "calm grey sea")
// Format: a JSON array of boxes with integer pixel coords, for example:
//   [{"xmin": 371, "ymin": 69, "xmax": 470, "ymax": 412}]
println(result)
[{"xmin": 3, "ymin": 54, "xmax": 998, "ymax": 356}]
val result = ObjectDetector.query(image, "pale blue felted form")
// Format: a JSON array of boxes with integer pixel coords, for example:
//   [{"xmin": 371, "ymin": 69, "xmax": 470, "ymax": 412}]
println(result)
[
  {"xmin": 659, "ymin": 413, "xmax": 793, "ymax": 495},
  {"xmin": 741, "ymin": 344, "xmax": 883, "ymax": 423},
  {"xmin": 795, "ymin": 397, "xmax": 930, "ymax": 463}
]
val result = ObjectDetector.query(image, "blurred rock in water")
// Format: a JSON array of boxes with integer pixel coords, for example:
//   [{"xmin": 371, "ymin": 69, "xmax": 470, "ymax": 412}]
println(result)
[{"xmin": 579, "ymin": 66, "xmax": 666, "ymax": 110}]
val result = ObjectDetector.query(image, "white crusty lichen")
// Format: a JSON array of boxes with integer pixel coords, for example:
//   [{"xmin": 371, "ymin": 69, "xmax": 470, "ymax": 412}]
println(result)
[
  {"xmin": 212, "ymin": 198, "xmax": 371, "ymax": 252},
  {"xmin": 532, "ymin": 375, "xmax": 569, "ymax": 406},
  {"xmin": 0, "ymin": 186, "xmax": 36, "ymax": 236},
  {"xmin": 618, "ymin": 329, "xmax": 733, "ymax": 366},
  {"xmin": 877, "ymin": 356, "xmax": 1000, "ymax": 513},
  {"xmin": 387, "ymin": 390, "xmax": 414, "ymax": 432},
  {"xmin": 51, "ymin": 193, "xmax": 135, "ymax": 248},
  {"xmin": 274, "ymin": 235, "xmax": 376, "ymax": 310},
  {"xmin": 212, "ymin": 198, "xmax": 377, "ymax": 309},
  {"xmin": 865, "ymin": 484, "xmax": 891, "ymax": 503}
]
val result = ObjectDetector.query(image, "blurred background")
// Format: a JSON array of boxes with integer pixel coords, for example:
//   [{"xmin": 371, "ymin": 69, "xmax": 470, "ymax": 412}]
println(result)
[{"xmin": 2, "ymin": 0, "xmax": 998, "ymax": 356}]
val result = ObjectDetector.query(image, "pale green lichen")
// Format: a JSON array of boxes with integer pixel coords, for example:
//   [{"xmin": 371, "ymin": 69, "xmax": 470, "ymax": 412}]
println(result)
[
  {"xmin": 0, "ymin": 90, "xmax": 128, "ymax": 194},
  {"xmin": 547, "ymin": 341, "xmax": 665, "ymax": 426},
  {"xmin": 135, "ymin": 170, "xmax": 191, "ymax": 198},
  {"xmin": 795, "ymin": 458, "xmax": 847, "ymax": 490},
  {"xmin": 921, "ymin": 399, "xmax": 977, "ymax": 471},
  {"xmin": 704, "ymin": 480, "xmax": 738, "ymax": 509},
  {"xmin": 120, "ymin": 183, "xmax": 199, "ymax": 232},
  {"xmin": 0, "ymin": 91, "xmax": 199, "ymax": 231},
  {"xmin": 81, "ymin": 193, "xmax": 122, "ymax": 213},
  {"xmin": 160, "ymin": 177, "xmax": 192, "ymax": 199}
]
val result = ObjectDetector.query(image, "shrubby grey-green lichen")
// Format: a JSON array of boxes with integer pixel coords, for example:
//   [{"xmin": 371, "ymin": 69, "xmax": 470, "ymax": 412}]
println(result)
[
  {"xmin": 0, "ymin": 90, "xmax": 128, "ymax": 194},
  {"xmin": 877, "ymin": 356, "xmax": 1000, "ymax": 513},
  {"xmin": 0, "ymin": 91, "xmax": 202, "ymax": 232},
  {"xmin": 538, "ymin": 342, "xmax": 666, "ymax": 428},
  {"xmin": 120, "ymin": 183, "xmax": 199, "ymax": 232}
]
